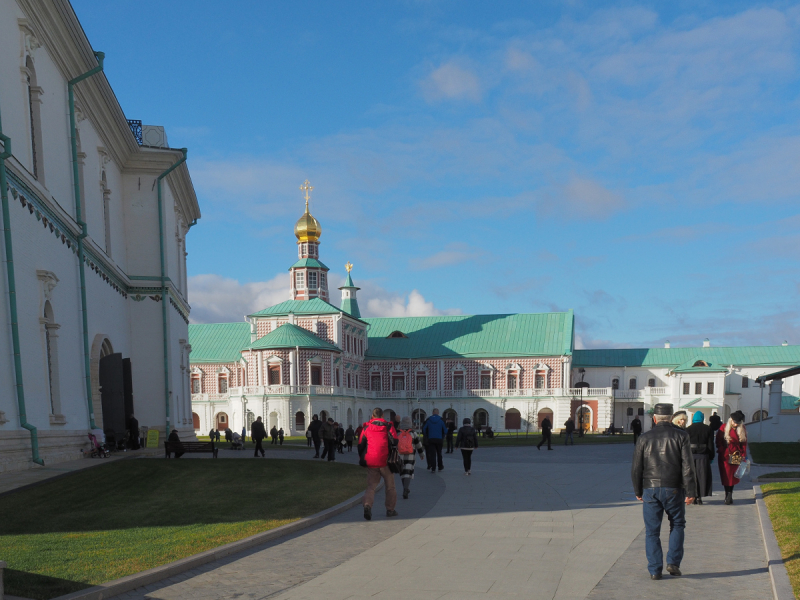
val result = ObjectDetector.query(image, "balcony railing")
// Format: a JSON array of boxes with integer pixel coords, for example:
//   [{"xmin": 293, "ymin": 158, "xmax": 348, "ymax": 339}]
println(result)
[{"xmin": 127, "ymin": 119, "xmax": 143, "ymax": 145}]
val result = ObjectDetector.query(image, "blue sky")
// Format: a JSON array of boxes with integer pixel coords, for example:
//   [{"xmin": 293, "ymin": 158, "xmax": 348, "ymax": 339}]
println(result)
[{"xmin": 72, "ymin": 1, "xmax": 800, "ymax": 348}]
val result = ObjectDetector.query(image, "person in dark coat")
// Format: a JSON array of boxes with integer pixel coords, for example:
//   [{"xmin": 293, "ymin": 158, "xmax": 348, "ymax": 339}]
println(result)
[
  {"xmin": 336, "ymin": 423, "xmax": 345, "ymax": 453},
  {"xmin": 251, "ymin": 416, "xmax": 267, "ymax": 457},
  {"xmin": 709, "ymin": 412, "xmax": 722, "ymax": 434},
  {"xmin": 308, "ymin": 414, "xmax": 323, "ymax": 457},
  {"xmin": 167, "ymin": 429, "xmax": 184, "ymax": 458},
  {"xmin": 320, "ymin": 418, "xmax": 337, "ymax": 461},
  {"xmin": 564, "ymin": 418, "xmax": 575, "ymax": 445},
  {"xmin": 631, "ymin": 416, "xmax": 642, "ymax": 444},
  {"xmin": 225, "ymin": 428, "xmax": 232, "ymax": 442},
  {"xmin": 278, "ymin": 428, "xmax": 284, "ymax": 445},
  {"xmin": 270, "ymin": 426, "xmax": 278, "ymax": 445},
  {"xmin": 537, "ymin": 417, "xmax": 553, "ymax": 450},
  {"xmin": 686, "ymin": 411, "xmax": 714, "ymax": 504},
  {"xmin": 716, "ymin": 411, "xmax": 747, "ymax": 505},
  {"xmin": 209, "ymin": 427, "xmax": 215, "ymax": 440},
  {"xmin": 445, "ymin": 420, "xmax": 456, "ymax": 453},
  {"xmin": 422, "ymin": 409, "xmax": 447, "ymax": 472},
  {"xmin": 214, "ymin": 429, "xmax": 221, "ymax": 442},
  {"xmin": 455, "ymin": 418, "xmax": 479, "ymax": 474},
  {"xmin": 127, "ymin": 414, "xmax": 140, "ymax": 450},
  {"xmin": 345, "ymin": 425, "xmax": 355, "ymax": 451}
]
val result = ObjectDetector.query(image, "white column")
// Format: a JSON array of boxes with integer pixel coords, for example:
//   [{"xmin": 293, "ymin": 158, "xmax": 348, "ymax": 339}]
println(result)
[
  {"xmin": 289, "ymin": 351, "xmax": 296, "ymax": 386},
  {"xmin": 769, "ymin": 380, "xmax": 783, "ymax": 425},
  {"xmin": 257, "ymin": 352, "xmax": 263, "ymax": 386}
]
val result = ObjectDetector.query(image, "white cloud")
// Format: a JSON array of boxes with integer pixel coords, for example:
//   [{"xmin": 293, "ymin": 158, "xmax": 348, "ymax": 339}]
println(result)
[
  {"xmin": 420, "ymin": 61, "xmax": 482, "ymax": 102},
  {"xmin": 188, "ymin": 273, "xmax": 461, "ymax": 323},
  {"xmin": 409, "ymin": 242, "xmax": 484, "ymax": 270}
]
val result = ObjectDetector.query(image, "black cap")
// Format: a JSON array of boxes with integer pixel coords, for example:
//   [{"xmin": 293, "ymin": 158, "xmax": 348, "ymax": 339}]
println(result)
[
  {"xmin": 653, "ymin": 403, "xmax": 674, "ymax": 415},
  {"xmin": 730, "ymin": 410, "xmax": 745, "ymax": 424},
  {"xmin": 463, "ymin": 418, "xmax": 471, "ymax": 425}
]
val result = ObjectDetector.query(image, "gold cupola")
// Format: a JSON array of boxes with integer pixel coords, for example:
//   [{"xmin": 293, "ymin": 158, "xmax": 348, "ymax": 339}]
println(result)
[{"xmin": 294, "ymin": 179, "xmax": 322, "ymax": 243}]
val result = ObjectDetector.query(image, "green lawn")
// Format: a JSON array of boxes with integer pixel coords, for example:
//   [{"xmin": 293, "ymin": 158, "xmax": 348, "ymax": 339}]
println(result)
[
  {"xmin": 473, "ymin": 432, "xmax": 635, "ymax": 447},
  {"xmin": 196, "ymin": 435, "xmax": 310, "ymax": 450},
  {"xmin": 1, "ymin": 458, "xmax": 364, "ymax": 600},
  {"xmin": 762, "ymin": 482, "xmax": 800, "ymax": 597},
  {"xmin": 760, "ymin": 472, "xmax": 800, "ymax": 479},
  {"xmin": 750, "ymin": 443, "xmax": 800, "ymax": 464}
]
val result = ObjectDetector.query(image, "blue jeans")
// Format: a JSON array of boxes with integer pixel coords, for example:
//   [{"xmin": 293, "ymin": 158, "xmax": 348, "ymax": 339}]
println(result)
[
  {"xmin": 642, "ymin": 487, "xmax": 685, "ymax": 575},
  {"xmin": 564, "ymin": 431, "xmax": 574, "ymax": 444}
]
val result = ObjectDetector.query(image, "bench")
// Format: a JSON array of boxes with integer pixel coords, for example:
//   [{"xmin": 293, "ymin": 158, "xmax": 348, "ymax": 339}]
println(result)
[
  {"xmin": 603, "ymin": 427, "xmax": 625, "ymax": 435},
  {"xmin": 164, "ymin": 441, "xmax": 218, "ymax": 458}
]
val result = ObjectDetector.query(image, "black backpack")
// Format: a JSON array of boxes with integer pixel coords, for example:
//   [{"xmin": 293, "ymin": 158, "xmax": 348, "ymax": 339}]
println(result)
[{"xmin": 461, "ymin": 427, "xmax": 475, "ymax": 449}]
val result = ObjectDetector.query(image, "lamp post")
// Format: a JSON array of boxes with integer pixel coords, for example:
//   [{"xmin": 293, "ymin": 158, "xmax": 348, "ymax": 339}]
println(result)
[{"xmin": 575, "ymin": 368, "xmax": 589, "ymax": 437}]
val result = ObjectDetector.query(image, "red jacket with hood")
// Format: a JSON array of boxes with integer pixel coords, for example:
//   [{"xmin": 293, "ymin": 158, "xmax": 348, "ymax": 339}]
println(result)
[{"xmin": 359, "ymin": 418, "xmax": 396, "ymax": 468}]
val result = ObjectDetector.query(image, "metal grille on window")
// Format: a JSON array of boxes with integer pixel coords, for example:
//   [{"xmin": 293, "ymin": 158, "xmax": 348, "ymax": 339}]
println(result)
[
  {"xmin": 218, "ymin": 376, "xmax": 228, "ymax": 393},
  {"xmin": 453, "ymin": 373, "xmax": 464, "ymax": 390},
  {"xmin": 507, "ymin": 374, "xmax": 517, "ymax": 389},
  {"xmin": 191, "ymin": 377, "xmax": 200, "ymax": 394},
  {"xmin": 535, "ymin": 372, "xmax": 545, "ymax": 389},
  {"xmin": 416, "ymin": 375, "xmax": 427, "ymax": 390},
  {"xmin": 695, "ymin": 382, "xmax": 702, "ymax": 394},
  {"xmin": 648, "ymin": 378, "xmax": 656, "ymax": 387},
  {"xmin": 683, "ymin": 382, "xmax": 689, "ymax": 395},
  {"xmin": 629, "ymin": 378, "xmax": 636, "ymax": 390},
  {"xmin": 392, "ymin": 376, "xmax": 404, "ymax": 391},
  {"xmin": 707, "ymin": 382, "xmax": 715, "ymax": 395},
  {"xmin": 269, "ymin": 367, "xmax": 280, "ymax": 385},
  {"xmin": 612, "ymin": 379, "xmax": 619, "ymax": 390},
  {"xmin": 481, "ymin": 374, "xmax": 491, "ymax": 389},
  {"xmin": 371, "ymin": 375, "xmax": 381, "ymax": 391}
]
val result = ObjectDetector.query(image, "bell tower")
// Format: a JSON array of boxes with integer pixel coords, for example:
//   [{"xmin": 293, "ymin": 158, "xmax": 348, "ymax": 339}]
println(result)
[
  {"xmin": 290, "ymin": 180, "xmax": 330, "ymax": 301},
  {"xmin": 339, "ymin": 262, "xmax": 361, "ymax": 318}
]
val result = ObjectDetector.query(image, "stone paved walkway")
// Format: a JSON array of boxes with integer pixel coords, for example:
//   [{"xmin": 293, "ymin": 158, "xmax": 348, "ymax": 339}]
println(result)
[{"xmin": 112, "ymin": 443, "xmax": 771, "ymax": 600}]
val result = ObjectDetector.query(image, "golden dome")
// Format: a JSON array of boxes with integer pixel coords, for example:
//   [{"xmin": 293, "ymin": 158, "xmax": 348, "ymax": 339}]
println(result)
[{"xmin": 294, "ymin": 179, "xmax": 321, "ymax": 243}]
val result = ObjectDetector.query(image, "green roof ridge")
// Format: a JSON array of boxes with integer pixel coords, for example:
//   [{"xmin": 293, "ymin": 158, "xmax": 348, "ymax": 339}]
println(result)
[
  {"xmin": 288, "ymin": 258, "xmax": 329, "ymax": 271},
  {"xmin": 248, "ymin": 322, "xmax": 341, "ymax": 352}
]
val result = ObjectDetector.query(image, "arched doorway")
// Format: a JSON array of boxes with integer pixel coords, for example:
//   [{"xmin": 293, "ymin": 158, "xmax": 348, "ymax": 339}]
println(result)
[
  {"xmin": 412, "ymin": 409, "xmax": 427, "ymax": 429},
  {"xmin": 385, "ymin": 409, "xmax": 396, "ymax": 424},
  {"xmin": 473, "ymin": 408, "xmax": 489, "ymax": 428},
  {"xmin": 357, "ymin": 408, "xmax": 363, "ymax": 425},
  {"xmin": 753, "ymin": 410, "xmax": 768, "ymax": 422},
  {"xmin": 347, "ymin": 407, "xmax": 353, "ymax": 427},
  {"xmin": 320, "ymin": 410, "xmax": 329, "ymax": 423},
  {"xmin": 537, "ymin": 408, "xmax": 554, "ymax": 429},
  {"xmin": 295, "ymin": 411, "xmax": 306, "ymax": 430},
  {"xmin": 505, "ymin": 408, "xmax": 522, "ymax": 430},
  {"xmin": 576, "ymin": 406, "xmax": 592, "ymax": 432},
  {"xmin": 215, "ymin": 412, "xmax": 229, "ymax": 431},
  {"xmin": 192, "ymin": 412, "xmax": 200, "ymax": 430},
  {"xmin": 246, "ymin": 410, "xmax": 256, "ymax": 432},
  {"xmin": 443, "ymin": 408, "xmax": 458, "ymax": 426},
  {"xmin": 269, "ymin": 411, "xmax": 279, "ymax": 429}
]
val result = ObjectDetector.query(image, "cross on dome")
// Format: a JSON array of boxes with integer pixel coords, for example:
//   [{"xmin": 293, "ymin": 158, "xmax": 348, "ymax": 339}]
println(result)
[{"xmin": 300, "ymin": 179, "xmax": 313, "ymax": 209}]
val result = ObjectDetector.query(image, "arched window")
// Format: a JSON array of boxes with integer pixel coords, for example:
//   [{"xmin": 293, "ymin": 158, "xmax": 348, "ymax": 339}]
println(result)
[
  {"xmin": 320, "ymin": 410, "xmax": 329, "ymax": 422},
  {"xmin": 391, "ymin": 372, "xmax": 405, "ymax": 391},
  {"xmin": 473, "ymin": 408, "xmax": 489, "ymax": 427},
  {"xmin": 505, "ymin": 408, "xmax": 521, "ymax": 430},
  {"xmin": 411, "ymin": 408, "xmax": 427, "ymax": 429},
  {"xmin": 25, "ymin": 57, "xmax": 44, "ymax": 182},
  {"xmin": 388, "ymin": 331, "xmax": 407, "ymax": 338},
  {"xmin": 648, "ymin": 378, "xmax": 656, "ymax": 387},
  {"xmin": 693, "ymin": 360, "xmax": 709, "ymax": 367},
  {"xmin": 626, "ymin": 407, "xmax": 634, "ymax": 416},
  {"xmin": 536, "ymin": 408, "xmax": 553, "ymax": 429},
  {"xmin": 357, "ymin": 408, "xmax": 363, "ymax": 425},
  {"xmin": 192, "ymin": 412, "xmax": 200, "ymax": 430},
  {"xmin": 295, "ymin": 411, "xmax": 305, "ymax": 430},
  {"xmin": 753, "ymin": 410, "xmax": 768, "ymax": 422},
  {"xmin": 43, "ymin": 301, "xmax": 61, "ymax": 416},
  {"xmin": 215, "ymin": 412, "xmax": 228, "ymax": 430},
  {"xmin": 611, "ymin": 378, "xmax": 620, "ymax": 390},
  {"xmin": 346, "ymin": 407, "xmax": 353, "ymax": 427},
  {"xmin": 629, "ymin": 378, "xmax": 637, "ymax": 390}
]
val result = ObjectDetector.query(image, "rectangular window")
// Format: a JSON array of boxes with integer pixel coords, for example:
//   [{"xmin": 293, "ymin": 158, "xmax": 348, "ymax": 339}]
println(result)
[
  {"xmin": 629, "ymin": 378, "xmax": 637, "ymax": 390},
  {"xmin": 480, "ymin": 374, "xmax": 491, "ymax": 389},
  {"xmin": 268, "ymin": 365, "xmax": 281, "ymax": 385},
  {"xmin": 453, "ymin": 373, "xmax": 464, "ymax": 390},
  {"xmin": 310, "ymin": 366, "xmax": 322, "ymax": 386},
  {"xmin": 507, "ymin": 373, "xmax": 518, "ymax": 389},
  {"xmin": 295, "ymin": 271, "xmax": 304, "ymax": 288},
  {"xmin": 612, "ymin": 379, "xmax": 619, "ymax": 390},
  {"xmin": 707, "ymin": 382, "xmax": 715, "ymax": 395},
  {"xmin": 535, "ymin": 372, "xmax": 545, "ymax": 389},
  {"xmin": 371, "ymin": 375, "xmax": 381, "ymax": 391},
  {"xmin": 191, "ymin": 376, "xmax": 200, "ymax": 394},
  {"xmin": 392, "ymin": 375, "xmax": 405, "ymax": 391},
  {"xmin": 683, "ymin": 382, "xmax": 689, "ymax": 395},
  {"xmin": 335, "ymin": 370, "xmax": 340, "ymax": 386},
  {"xmin": 218, "ymin": 375, "xmax": 228, "ymax": 394},
  {"xmin": 695, "ymin": 382, "xmax": 702, "ymax": 395},
  {"xmin": 742, "ymin": 376, "xmax": 749, "ymax": 388},
  {"xmin": 308, "ymin": 271, "xmax": 318, "ymax": 289},
  {"xmin": 416, "ymin": 374, "xmax": 427, "ymax": 390},
  {"xmin": 320, "ymin": 272, "xmax": 326, "ymax": 287}
]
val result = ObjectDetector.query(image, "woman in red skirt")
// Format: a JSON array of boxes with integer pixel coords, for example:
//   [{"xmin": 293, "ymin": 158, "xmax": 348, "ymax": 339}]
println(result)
[{"xmin": 715, "ymin": 410, "xmax": 747, "ymax": 505}]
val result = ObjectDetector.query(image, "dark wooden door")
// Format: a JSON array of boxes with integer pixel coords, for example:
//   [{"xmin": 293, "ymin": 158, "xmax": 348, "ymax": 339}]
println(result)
[
  {"xmin": 100, "ymin": 353, "xmax": 125, "ymax": 443},
  {"xmin": 123, "ymin": 358, "xmax": 134, "ymax": 418}
]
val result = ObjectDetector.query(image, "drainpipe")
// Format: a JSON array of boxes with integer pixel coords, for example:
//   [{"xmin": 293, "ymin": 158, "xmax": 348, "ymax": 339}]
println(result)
[
  {"xmin": 0, "ymin": 106, "xmax": 44, "ymax": 465},
  {"xmin": 158, "ymin": 149, "xmax": 188, "ymax": 433},
  {"xmin": 69, "ymin": 51, "xmax": 104, "ymax": 430}
]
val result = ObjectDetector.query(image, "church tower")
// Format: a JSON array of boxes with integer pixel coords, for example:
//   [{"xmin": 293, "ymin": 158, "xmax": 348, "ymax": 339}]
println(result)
[
  {"xmin": 339, "ymin": 262, "xmax": 361, "ymax": 318},
  {"xmin": 290, "ymin": 180, "xmax": 330, "ymax": 302}
]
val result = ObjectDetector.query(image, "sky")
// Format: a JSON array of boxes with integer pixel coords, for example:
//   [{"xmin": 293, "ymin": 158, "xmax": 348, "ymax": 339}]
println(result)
[{"xmin": 71, "ymin": 0, "xmax": 800, "ymax": 349}]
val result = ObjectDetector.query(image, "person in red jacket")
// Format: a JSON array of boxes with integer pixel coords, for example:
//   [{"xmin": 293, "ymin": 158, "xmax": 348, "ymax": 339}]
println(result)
[
  {"xmin": 716, "ymin": 410, "xmax": 747, "ymax": 505},
  {"xmin": 358, "ymin": 407, "xmax": 398, "ymax": 520}
]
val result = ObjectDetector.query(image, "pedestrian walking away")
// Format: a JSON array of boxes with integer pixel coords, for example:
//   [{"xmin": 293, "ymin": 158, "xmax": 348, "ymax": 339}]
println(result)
[
  {"xmin": 672, "ymin": 410, "xmax": 688, "ymax": 429},
  {"xmin": 167, "ymin": 429, "xmax": 185, "ymax": 458},
  {"xmin": 631, "ymin": 402, "xmax": 696, "ymax": 580},
  {"xmin": 716, "ymin": 410, "xmax": 747, "ymax": 505},
  {"xmin": 456, "ymin": 418, "xmax": 478, "ymax": 474},
  {"xmin": 278, "ymin": 427, "xmax": 284, "ymax": 445},
  {"xmin": 306, "ymin": 428, "xmax": 312, "ymax": 447},
  {"xmin": 358, "ymin": 407, "xmax": 398, "ymax": 519},
  {"xmin": 446, "ymin": 419, "xmax": 456, "ymax": 453},
  {"xmin": 225, "ymin": 428, "xmax": 232, "ymax": 442},
  {"xmin": 214, "ymin": 428, "xmax": 221, "ymax": 442},
  {"xmin": 336, "ymin": 423, "xmax": 345, "ymax": 453},
  {"xmin": 241, "ymin": 425, "xmax": 247, "ymax": 448},
  {"xmin": 563, "ymin": 417, "xmax": 575, "ymax": 445},
  {"xmin": 686, "ymin": 411, "xmax": 714, "ymax": 504},
  {"xmin": 308, "ymin": 414, "xmax": 323, "ymax": 457},
  {"xmin": 537, "ymin": 416, "xmax": 553, "ymax": 450},
  {"xmin": 631, "ymin": 415, "xmax": 642, "ymax": 444},
  {"xmin": 270, "ymin": 426, "xmax": 278, "ymax": 445},
  {"xmin": 320, "ymin": 417, "xmax": 337, "ymax": 461},
  {"xmin": 397, "ymin": 416, "xmax": 425, "ymax": 498},
  {"xmin": 251, "ymin": 416, "xmax": 267, "ymax": 457},
  {"xmin": 127, "ymin": 414, "xmax": 140, "ymax": 450},
  {"xmin": 709, "ymin": 412, "xmax": 722, "ymax": 434},
  {"xmin": 345, "ymin": 424, "xmax": 355, "ymax": 451},
  {"xmin": 422, "ymin": 408, "xmax": 447, "ymax": 472}
]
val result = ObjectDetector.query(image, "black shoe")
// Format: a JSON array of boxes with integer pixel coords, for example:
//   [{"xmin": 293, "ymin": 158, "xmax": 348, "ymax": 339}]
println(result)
[
  {"xmin": 386, "ymin": 510, "xmax": 398, "ymax": 517},
  {"xmin": 650, "ymin": 573, "xmax": 662, "ymax": 580},
  {"xmin": 364, "ymin": 505, "xmax": 372, "ymax": 521},
  {"xmin": 725, "ymin": 492, "xmax": 733, "ymax": 505},
  {"xmin": 537, "ymin": 446, "xmax": 541, "ymax": 450},
  {"xmin": 666, "ymin": 565, "xmax": 681, "ymax": 576},
  {"xmin": 403, "ymin": 491, "xmax": 409, "ymax": 499},
  {"xmin": 438, "ymin": 467, "xmax": 444, "ymax": 471},
  {"xmin": 697, "ymin": 497, "xmax": 703, "ymax": 505},
  {"xmin": 548, "ymin": 448, "xmax": 553, "ymax": 451}
]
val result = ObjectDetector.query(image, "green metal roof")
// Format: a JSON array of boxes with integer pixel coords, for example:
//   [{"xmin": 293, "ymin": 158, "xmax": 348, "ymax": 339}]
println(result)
[
  {"xmin": 250, "ymin": 297, "xmax": 344, "ymax": 318},
  {"xmin": 573, "ymin": 345, "xmax": 800, "ymax": 369},
  {"xmin": 341, "ymin": 297, "xmax": 361, "ymax": 319},
  {"xmin": 782, "ymin": 393, "xmax": 800, "ymax": 411},
  {"xmin": 672, "ymin": 357, "xmax": 729, "ymax": 373},
  {"xmin": 188, "ymin": 322, "xmax": 251, "ymax": 363},
  {"xmin": 340, "ymin": 272, "xmax": 358, "ymax": 288},
  {"xmin": 364, "ymin": 310, "xmax": 574, "ymax": 360},
  {"xmin": 248, "ymin": 322, "xmax": 341, "ymax": 352},
  {"xmin": 288, "ymin": 258, "xmax": 329, "ymax": 270}
]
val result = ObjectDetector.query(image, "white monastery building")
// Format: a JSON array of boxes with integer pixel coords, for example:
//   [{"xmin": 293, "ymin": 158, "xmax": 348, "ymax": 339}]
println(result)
[
  {"xmin": 189, "ymin": 184, "xmax": 800, "ymax": 444},
  {"xmin": 0, "ymin": 0, "xmax": 201, "ymax": 472}
]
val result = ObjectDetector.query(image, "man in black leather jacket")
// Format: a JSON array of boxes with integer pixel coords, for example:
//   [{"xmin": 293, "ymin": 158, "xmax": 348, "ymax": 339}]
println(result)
[{"xmin": 631, "ymin": 403, "xmax": 696, "ymax": 581}]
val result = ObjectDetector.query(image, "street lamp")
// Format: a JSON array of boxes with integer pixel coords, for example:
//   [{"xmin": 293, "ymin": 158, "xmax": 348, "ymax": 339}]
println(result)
[{"xmin": 575, "ymin": 368, "xmax": 589, "ymax": 437}]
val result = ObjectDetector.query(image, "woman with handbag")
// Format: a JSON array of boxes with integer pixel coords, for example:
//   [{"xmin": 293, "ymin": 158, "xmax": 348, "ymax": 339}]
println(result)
[
  {"xmin": 715, "ymin": 410, "xmax": 747, "ymax": 505},
  {"xmin": 397, "ymin": 416, "xmax": 425, "ymax": 499}
]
